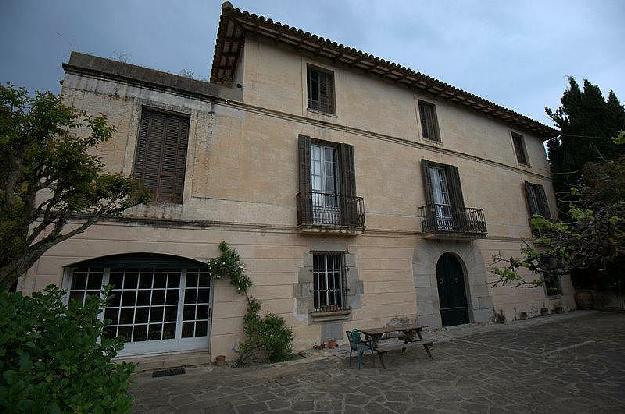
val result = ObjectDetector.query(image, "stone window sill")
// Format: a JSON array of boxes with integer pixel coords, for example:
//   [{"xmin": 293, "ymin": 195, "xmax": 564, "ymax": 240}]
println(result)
[
  {"xmin": 298, "ymin": 225, "xmax": 363, "ymax": 236},
  {"xmin": 310, "ymin": 309, "xmax": 351, "ymax": 322}
]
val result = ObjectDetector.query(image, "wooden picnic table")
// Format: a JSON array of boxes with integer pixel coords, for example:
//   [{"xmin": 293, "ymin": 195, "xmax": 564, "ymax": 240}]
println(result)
[{"xmin": 361, "ymin": 324, "xmax": 433, "ymax": 368}]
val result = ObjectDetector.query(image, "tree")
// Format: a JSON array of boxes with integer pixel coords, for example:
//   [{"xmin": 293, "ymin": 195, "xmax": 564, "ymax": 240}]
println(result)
[
  {"xmin": 546, "ymin": 78, "xmax": 625, "ymax": 214},
  {"xmin": 0, "ymin": 84, "xmax": 150, "ymax": 289},
  {"xmin": 492, "ymin": 151, "xmax": 625, "ymax": 290}
]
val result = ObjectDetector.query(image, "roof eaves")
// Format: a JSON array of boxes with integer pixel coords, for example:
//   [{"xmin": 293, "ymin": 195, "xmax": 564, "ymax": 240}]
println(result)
[{"xmin": 212, "ymin": 2, "xmax": 558, "ymax": 139}]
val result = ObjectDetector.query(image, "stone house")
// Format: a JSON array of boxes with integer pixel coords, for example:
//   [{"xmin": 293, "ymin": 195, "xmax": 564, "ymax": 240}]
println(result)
[{"xmin": 21, "ymin": 3, "xmax": 575, "ymax": 360}]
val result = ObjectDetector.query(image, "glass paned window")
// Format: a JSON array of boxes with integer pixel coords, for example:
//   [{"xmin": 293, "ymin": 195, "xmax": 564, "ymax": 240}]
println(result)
[
  {"xmin": 428, "ymin": 166, "xmax": 453, "ymax": 229},
  {"xmin": 67, "ymin": 263, "xmax": 212, "ymax": 347},
  {"xmin": 68, "ymin": 268, "xmax": 104, "ymax": 304},
  {"xmin": 310, "ymin": 143, "xmax": 340, "ymax": 224},
  {"xmin": 313, "ymin": 253, "xmax": 345, "ymax": 312}
]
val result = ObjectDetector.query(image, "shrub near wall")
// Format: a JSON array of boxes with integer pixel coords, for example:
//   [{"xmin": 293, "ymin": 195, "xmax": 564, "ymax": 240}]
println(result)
[
  {"xmin": 208, "ymin": 242, "xmax": 293, "ymax": 365},
  {"xmin": 0, "ymin": 286, "xmax": 134, "ymax": 413}
]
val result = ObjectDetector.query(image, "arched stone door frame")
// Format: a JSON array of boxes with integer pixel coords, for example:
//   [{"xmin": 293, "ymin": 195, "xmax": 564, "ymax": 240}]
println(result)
[
  {"xmin": 435, "ymin": 252, "xmax": 471, "ymax": 326},
  {"xmin": 411, "ymin": 241, "xmax": 493, "ymax": 328}
]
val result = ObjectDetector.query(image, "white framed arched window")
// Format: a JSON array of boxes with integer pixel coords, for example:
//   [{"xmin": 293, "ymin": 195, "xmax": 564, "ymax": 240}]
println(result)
[{"xmin": 63, "ymin": 254, "xmax": 212, "ymax": 355}]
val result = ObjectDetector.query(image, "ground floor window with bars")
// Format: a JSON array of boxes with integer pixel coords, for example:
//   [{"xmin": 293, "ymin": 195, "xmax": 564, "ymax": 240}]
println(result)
[
  {"xmin": 313, "ymin": 253, "xmax": 346, "ymax": 312},
  {"xmin": 65, "ymin": 256, "xmax": 212, "ymax": 355}
]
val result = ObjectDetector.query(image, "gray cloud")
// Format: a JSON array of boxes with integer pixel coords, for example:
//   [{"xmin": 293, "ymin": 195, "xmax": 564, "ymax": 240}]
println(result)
[{"xmin": 1, "ymin": 0, "xmax": 623, "ymax": 125}]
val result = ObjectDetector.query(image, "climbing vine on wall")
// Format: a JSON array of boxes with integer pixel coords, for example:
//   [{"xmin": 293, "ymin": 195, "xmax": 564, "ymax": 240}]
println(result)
[
  {"xmin": 207, "ymin": 242, "xmax": 253, "ymax": 294},
  {"xmin": 209, "ymin": 241, "xmax": 293, "ymax": 365}
]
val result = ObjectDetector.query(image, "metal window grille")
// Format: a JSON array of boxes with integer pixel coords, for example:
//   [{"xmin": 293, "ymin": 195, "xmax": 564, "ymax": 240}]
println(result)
[
  {"xmin": 68, "ymin": 266, "xmax": 211, "ymax": 344},
  {"xmin": 313, "ymin": 253, "xmax": 344, "ymax": 312}
]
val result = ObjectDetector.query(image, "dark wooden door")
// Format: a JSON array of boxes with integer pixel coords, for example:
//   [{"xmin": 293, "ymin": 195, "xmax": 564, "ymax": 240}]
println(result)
[{"xmin": 436, "ymin": 253, "xmax": 469, "ymax": 326}]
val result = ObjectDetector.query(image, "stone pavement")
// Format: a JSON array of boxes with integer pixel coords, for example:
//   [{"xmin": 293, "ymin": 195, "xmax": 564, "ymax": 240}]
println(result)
[{"xmin": 131, "ymin": 311, "xmax": 625, "ymax": 413}]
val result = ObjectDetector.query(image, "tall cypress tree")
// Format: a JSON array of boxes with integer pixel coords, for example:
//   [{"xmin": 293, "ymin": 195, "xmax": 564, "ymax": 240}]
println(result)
[{"xmin": 546, "ymin": 78, "xmax": 625, "ymax": 215}]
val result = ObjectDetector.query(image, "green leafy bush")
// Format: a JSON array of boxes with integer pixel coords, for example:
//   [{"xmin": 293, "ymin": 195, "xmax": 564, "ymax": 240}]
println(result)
[
  {"xmin": 0, "ymin": 286, "xmax": 134, "ymax": 413},
  {"xmin": 208, "ymin": 241, "xmax": 294, "ymax": 366},
  {"xmin": 237, "ymin": 298, "xmax": 294, "ymax": 365}
]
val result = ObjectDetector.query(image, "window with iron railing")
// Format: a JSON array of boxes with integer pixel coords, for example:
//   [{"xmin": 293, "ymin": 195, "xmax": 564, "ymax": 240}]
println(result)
[
  {"xmin": 420, "ymin": 160, "xmax": 486, "ymax": 237},
  {"xmin": 297, "ymin": 135, "xmax": 365, "ymax": 230}
]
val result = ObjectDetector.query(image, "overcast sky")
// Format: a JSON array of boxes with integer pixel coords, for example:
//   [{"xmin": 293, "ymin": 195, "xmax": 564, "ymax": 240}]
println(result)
[{"xmin": 1, "ymin": 0, "xmax": 624, "ymax": 125}]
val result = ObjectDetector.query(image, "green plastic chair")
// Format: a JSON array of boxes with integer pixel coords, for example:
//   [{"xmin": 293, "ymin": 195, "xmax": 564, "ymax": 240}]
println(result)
[{"xmin": 346, "ymin": 329, "xmax": 373, "ymax": 369}]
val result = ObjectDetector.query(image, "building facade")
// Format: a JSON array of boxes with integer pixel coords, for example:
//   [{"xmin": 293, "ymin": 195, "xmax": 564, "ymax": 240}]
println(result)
[{"xmin": 21, "ymin": 3, "xmax": 575, "ymax": 359}]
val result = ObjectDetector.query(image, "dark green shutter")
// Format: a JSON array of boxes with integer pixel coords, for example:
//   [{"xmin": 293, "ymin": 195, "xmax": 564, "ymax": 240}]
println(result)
[{"xmin": 338, "ymin": 143, "xmax": 356, "ymax": 226}]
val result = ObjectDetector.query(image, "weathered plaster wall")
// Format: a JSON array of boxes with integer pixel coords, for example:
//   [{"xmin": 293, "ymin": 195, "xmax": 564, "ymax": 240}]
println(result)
[{"xmin": 21, "ymin": 46, "xmax": 575, "ymax": 360}]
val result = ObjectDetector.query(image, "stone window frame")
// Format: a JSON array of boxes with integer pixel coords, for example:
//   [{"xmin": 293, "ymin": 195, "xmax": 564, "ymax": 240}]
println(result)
[
  {"xmin": 296, "ymin": 248, "xmax": 363, "ymax": 323},
  {"xmin": 312, "ymin": 251, "xmax": 346, "ymax": 312}
]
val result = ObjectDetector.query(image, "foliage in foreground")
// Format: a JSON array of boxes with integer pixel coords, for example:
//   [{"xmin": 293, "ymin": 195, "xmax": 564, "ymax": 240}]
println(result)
[
  {"xmin": 492, "ymin": 154, "xmax": 625, "ymax": 290},
  {"xmin": 208, "ymin": 241, "xmax": 294, "ymax": 365},
  {"xmin": 0, "ymin": 84, "xmax": 150, "ymax": 289},
  {"xmin": 0, "ymin": 286, "xmax": 134, "ymax": 413}
]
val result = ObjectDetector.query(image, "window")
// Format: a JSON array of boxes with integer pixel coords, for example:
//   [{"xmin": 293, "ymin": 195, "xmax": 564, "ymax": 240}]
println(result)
[
  {"xmin": 298, "ymin": 135, "xmax": 363, "ymax": 228},
  {"xmin": 133, "ymin": 108, "xmax": 190, "ymax": 203},
  {"xmin": 511, "ymin": 132, "xmax": 529, "ymax": 165},
  {"xmin": 418, "ymin": 100, "xmax": 440, "ymax": 141},
  {"xmin": 313, "ymin": 253, "xmax": 345, "ymax": 312},
  {"xmin": 524, "ymin": 182, "xmax": 551, "ymax": 219},
  {"xmin": 421, "ymin": 160, "xmax": 466, "ymax": 231},
  {"xmin": 307, "ymin": 66, "xmax": 335, "ymax": 114},
  {"xmin": 428, "ymin": 166, "xmax": 453, "ymax": 229},
  {"xmin": 310, "ymin": 143, "xmax": 339, "ymax": 224},
  {"xmin": 66, "ymin": 257, "xmax": 212, "ymax": 354}
]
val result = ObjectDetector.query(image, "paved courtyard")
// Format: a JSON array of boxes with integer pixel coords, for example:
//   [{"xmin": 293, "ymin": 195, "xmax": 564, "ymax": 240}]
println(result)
[{"xmin": 131, "ymin": 311, "xmax": 625, "ymax": 413}]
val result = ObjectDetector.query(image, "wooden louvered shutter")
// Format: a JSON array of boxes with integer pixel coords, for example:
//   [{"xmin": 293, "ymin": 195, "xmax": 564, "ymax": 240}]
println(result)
[
  {"xmin": 445, "ymin": 165, "xmax": 466, "ymax": 210},
  {"xmin": 133, "ymin": 108, "xmax": 189, "ymax": 204},
  {"xmin": 535, "ymin": 184, "xmax": 551, "ymax": 219},
  {"xmin": 298, "ymin": 135, "xmax": 312, "ymax": 224},
  {"xmin": 524, "ymin": 181, "xmax": 540, "ymax": 217},
  {"xmin": 445, "ymin": 165, "xmax": 466, "ymax": 230},
  {"xmin": 421, "ymin": 160, "xmax": 434, "ymax": 206},
  {"xmin": 419, "ymin": 101, "xmax": 440, "ymax": 141},
  {"xmin": 319, "ymin": 70, "xmax": 335, "ymax": 114},
  {"xmin": 338, "ymin": 143, "xmax": 356, "ymax": 226}
]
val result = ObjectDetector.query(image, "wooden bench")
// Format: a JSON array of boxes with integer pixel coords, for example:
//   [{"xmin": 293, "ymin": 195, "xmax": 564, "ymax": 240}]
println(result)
[
  {"xmin": 361, "ymin": 325, "xmax": 433, "ymax": 369},
  {"xmin": 375, "ymin": 340, "xmax": 434, "ymax": 368}
]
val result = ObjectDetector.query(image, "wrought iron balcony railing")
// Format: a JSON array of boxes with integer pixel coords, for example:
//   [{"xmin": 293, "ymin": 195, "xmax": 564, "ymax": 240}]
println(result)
[
  {"xmin": 297, "ymin": 191, "xmax": 365, "ymax": 230},
  {"xmin": 419, "ymin": 204, "xmax": 487, "ymax": 238}
]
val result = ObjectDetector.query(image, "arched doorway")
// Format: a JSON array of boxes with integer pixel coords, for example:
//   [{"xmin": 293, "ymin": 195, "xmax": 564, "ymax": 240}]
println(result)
[{"xmin": 436, "ymin": 253, "xmax": 469, "ymax": 326}]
